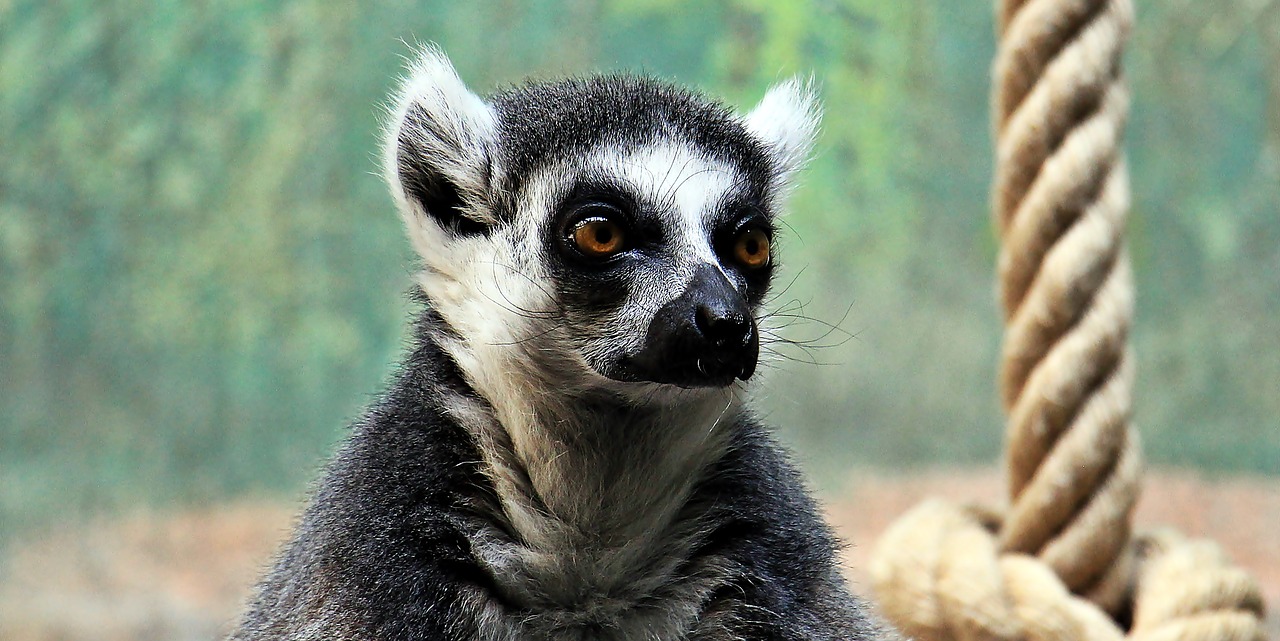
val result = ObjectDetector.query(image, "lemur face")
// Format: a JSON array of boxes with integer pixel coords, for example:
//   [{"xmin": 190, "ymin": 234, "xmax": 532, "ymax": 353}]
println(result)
[
  {"xmin": 385, "ymin": 49, "xmax": 818, "ymax": 393},
  {"xmin": 534, "ymin": 141, "xmax": 776, "ymax": 387}
]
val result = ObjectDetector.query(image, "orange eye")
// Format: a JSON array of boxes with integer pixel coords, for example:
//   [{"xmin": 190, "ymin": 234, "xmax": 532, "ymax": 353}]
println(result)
[
  {"xmin": 571, "ymin": 218, "xmax": 626, "ymax": 258},
  {"xmin": 733, "ymin": 228, "xmax": 771, "ymax": 269}
]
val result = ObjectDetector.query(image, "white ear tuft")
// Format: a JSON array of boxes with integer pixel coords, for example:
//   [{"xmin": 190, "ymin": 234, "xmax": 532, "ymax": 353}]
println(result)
[
  {"xmin": 743, "ymin": 79, "xmax": 821, "ymax": 182},
  {"xmin": 383, "ymin": 45, "xmax": 499, "ymax": 236}
]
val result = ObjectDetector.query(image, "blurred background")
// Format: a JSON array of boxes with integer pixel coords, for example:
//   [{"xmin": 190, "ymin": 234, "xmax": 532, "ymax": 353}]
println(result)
[{"xmin": 1, "ymin": 1, "xmax": 1277, "ymax": 639}]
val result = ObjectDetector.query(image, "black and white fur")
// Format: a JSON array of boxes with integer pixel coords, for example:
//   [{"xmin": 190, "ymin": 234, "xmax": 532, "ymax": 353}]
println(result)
[{"xmin": 231, "ymin": 48, "xmax": 891, "ymax": 641}]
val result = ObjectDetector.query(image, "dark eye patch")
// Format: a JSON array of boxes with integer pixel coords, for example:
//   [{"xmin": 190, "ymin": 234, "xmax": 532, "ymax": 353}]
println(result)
[
  {"xmin": 551, "ymin": 177, "xmax": 665, "ymax": 260},
  {"xmin": 709, "ymin": 196, "xmax": 776, "ymax": 296},
  {"xmin": 712, "ymin": 191, "xmax": 773, "ymax": 229},
  {"xmin": 711, "ymin": 197, "xmax": 775, "ymax": 252},
  {"xmin": 559, "ymin": 178, "xmax": 636, "ymax": 219}
]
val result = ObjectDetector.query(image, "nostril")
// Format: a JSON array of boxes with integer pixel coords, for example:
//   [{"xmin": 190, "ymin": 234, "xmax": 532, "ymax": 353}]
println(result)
[{"xmin": 695, "ymin": 304, "xmax": 750, "ymax": 348}]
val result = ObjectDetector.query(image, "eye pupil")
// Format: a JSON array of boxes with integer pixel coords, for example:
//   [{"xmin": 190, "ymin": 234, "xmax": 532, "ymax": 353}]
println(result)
[
  {"xmin": 570, "ymin": 217, "xmax": 625, "ymax": 259},
  {"xmin": 733, "ymin": 228, "xmax": 770, "ymax": 269}
]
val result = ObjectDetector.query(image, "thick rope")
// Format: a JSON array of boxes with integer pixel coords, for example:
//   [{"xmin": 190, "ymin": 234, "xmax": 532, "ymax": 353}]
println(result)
[
  {"xmin": 993, "ymin": 0, "xmax": 1139, "ymax": 603},
  {"xmin": 868, "ymin": 0, "xmax": 1269, "ymax": 639}
]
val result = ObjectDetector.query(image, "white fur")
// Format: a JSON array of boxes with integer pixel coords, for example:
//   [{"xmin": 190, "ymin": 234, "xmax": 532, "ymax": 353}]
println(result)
[
  {"xmin": 383, "ymin": 44, "xmax": 500, "ymax": 238},
  {"xmin": 744, "ymin": 78, "xmax": 822, "ymax": 184}
]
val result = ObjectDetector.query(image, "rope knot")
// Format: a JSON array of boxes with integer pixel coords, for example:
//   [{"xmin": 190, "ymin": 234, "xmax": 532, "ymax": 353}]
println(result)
[{"xmin": 869, "ymin": 501, "xmax": 1267, "ymax": 641}]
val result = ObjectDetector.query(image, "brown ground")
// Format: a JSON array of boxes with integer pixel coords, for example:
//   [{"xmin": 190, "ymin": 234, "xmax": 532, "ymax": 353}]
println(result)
[{"xmin": 1, "ymin": 468, "xmax": 1275, "ymax": 640}]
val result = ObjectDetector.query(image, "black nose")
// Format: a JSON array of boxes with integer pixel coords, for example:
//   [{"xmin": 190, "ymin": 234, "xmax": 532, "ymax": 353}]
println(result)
[
  {"xmin": 696, "ymin": 303, "xmax": 753, "ymax": 354},
  {"xmin": 626, "ymin": 265, "xmax": 760, "ymax": 387},
  {"xmin": 693, "ymin": 302, "xmax": 758, "ymax": 381}
]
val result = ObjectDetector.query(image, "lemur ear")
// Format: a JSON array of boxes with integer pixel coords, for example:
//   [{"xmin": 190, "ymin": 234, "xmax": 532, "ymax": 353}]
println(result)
[
  {"xmin": 743, "ymin": 79, "xmax": 821, "ymax": 184},
  {"xmin": 384, "ymin": 46, "xmax": 498, "ymax": 238}
]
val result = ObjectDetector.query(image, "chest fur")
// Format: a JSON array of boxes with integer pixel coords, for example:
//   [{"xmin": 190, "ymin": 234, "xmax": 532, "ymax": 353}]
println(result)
[
  {"xmin": 441, "ymin": 385, "xmax": 743, "ymax": 639},
  {"xmin": 469, "ymin": 531, "xmax": 742, "ymax": 641}
]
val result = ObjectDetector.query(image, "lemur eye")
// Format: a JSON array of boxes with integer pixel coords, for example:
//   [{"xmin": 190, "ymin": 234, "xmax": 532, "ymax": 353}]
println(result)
[
  {"xmin": 570, "ymin": 217, "xmax": 627, "ymax": 258},
  {"xmin": 733, "ymin": 228, "xmax": 771, "ymax": 269}
]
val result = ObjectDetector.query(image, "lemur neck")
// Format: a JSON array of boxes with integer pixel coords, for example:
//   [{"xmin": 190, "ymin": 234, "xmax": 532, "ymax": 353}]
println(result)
[
  {"xmin": 515, "ymin": 386, "xmax": 739, "ymax": 538},
  {"xmin": 433, "ymin": 324, "xmax": 742, "ymax": 540},
  {"xmin": 422, "ymin": 314, "xmax": 748, "ymax": 612}
]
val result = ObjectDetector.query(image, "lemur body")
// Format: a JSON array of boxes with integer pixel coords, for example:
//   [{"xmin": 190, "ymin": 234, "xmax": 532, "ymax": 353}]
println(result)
[{"xmin": 231, "ymin": 49, "xmax": 891, "ymax": 641}]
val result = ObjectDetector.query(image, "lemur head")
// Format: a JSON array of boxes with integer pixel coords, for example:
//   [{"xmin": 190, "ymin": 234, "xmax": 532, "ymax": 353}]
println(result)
[{"xmin": 384, "ymin": 48, "xmax": 818, "ymax": 398}]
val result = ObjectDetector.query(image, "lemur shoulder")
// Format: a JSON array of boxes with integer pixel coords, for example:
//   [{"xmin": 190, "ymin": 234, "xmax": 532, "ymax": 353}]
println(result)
[{"xmin": 231, "ymin": 48, "xmax": 895, "ymax": 641}]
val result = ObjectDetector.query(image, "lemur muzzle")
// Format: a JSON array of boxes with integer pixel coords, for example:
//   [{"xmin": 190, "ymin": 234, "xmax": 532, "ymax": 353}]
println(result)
[{"xmin": 634, "ymin": 264, "xmax": 760, "ymax": 387}]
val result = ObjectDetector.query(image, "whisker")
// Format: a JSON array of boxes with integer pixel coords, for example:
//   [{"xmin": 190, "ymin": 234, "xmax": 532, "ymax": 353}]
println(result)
[
  {"xmin": 764, "ymin": 265, "xmax": 809, "ymax": 307},
  {"xmin": 486, "ymin": 323, "xmax": 567, "ymax": 347},
  {"xmin": 665, "ymin": 165, "xmax": 729, "ymax": 200},
  {"xmin": 759, "ymin": 343, "xmax": 840, "ymax": 367},
  {"xmin": 479, "ymin": 260, "xmax": 565, "ymax": 321}
]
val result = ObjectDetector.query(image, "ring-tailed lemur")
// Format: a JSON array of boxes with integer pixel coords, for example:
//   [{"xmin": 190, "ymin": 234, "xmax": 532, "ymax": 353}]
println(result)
[{"xmin": 231, "ymin": 48, "xmax": 893, "ymax": 641}]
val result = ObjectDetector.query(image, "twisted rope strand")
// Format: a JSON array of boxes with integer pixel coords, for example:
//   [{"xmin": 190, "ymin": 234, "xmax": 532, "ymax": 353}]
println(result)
[{"xmin": 993, "ymin": 0, "xmax": 1138, "ymax": 597}]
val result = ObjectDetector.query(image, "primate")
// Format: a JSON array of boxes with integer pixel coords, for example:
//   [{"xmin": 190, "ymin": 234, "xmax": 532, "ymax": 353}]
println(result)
[{"xmin": 232, "ymin": 48, "xmax": 892, "ymax": 641}]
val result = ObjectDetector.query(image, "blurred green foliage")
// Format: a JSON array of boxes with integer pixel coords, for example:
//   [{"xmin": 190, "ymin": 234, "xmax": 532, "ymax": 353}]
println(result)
[{"xmin": 1, "ymin": 0, "xmax": 1277, "ymax": 536}]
